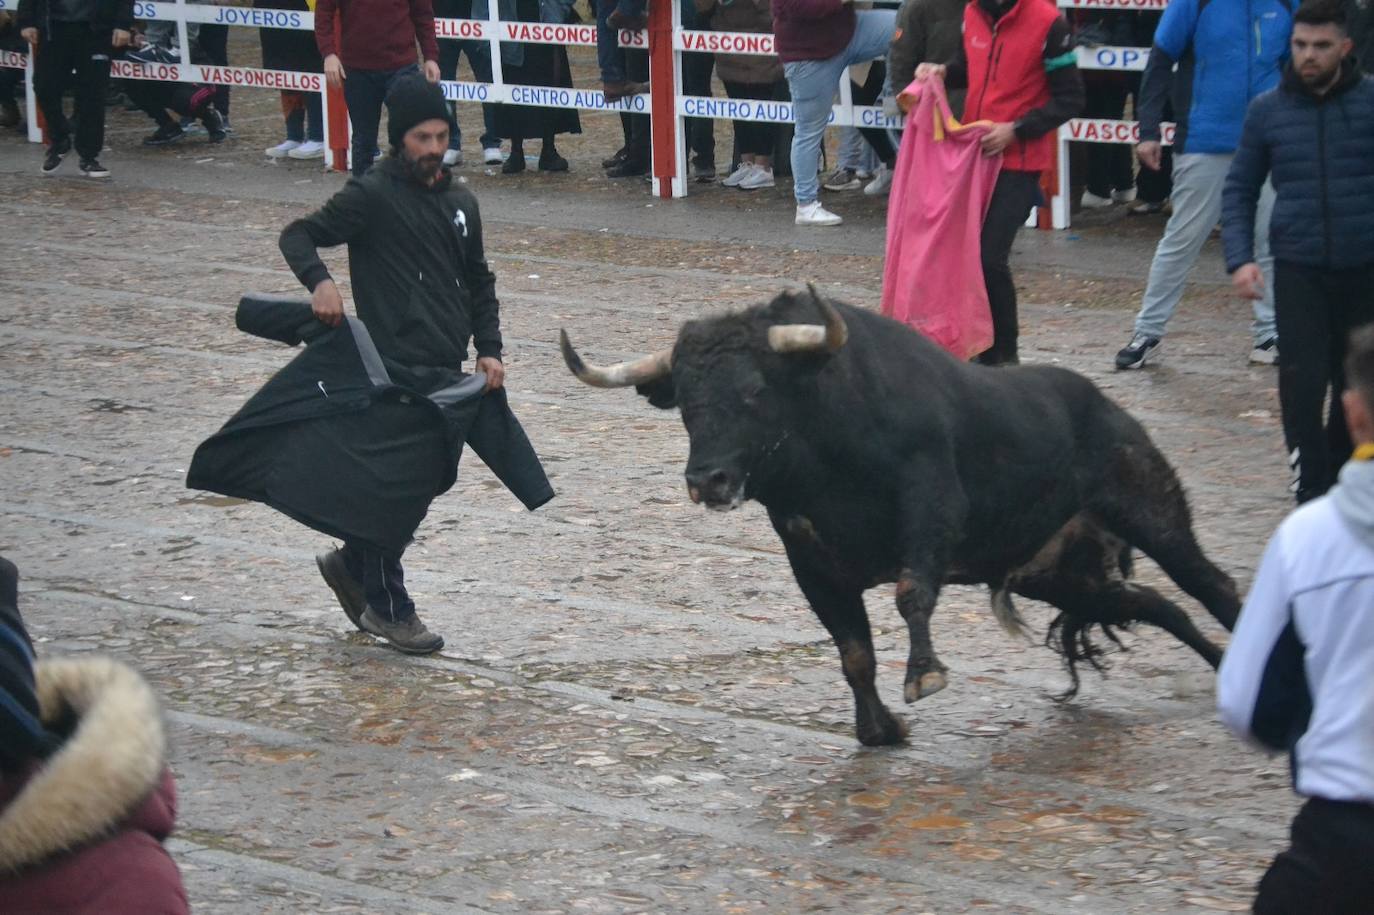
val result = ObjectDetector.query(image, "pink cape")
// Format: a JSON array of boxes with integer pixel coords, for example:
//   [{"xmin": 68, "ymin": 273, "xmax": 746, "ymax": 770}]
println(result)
[{"xmin": 880, "ymin": 79, "xmax": 1002, "ymax": 361}]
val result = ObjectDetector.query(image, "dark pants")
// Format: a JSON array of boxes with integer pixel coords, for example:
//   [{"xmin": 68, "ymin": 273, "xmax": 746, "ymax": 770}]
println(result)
[
  {"xmin": 683, "ymin": 46, "xmax": 715, "ymax": 167},
  {"xmin": 283, "ymin": 90, "xmax": 323, "ymax": 143},
  {"xmin": 596, "ymin": 0, "xmax": 632, "ymax": 83},
  {"xmin": 340, "ymin": 542, "xmax": 416, "ymax": 622},
  {"xmin": 723, "ymin": 80, "xmax": 780, "ymax": 157},
  {"xmin": 977, "ymin": 170, "xmax": 1042, "ymax": 365},
  {"xmin": 196, "ymin": 23, "xmax": 230, "ymax": 117},
  {"xmin": 1255, "ymin": 798, "xmax": 1374, "ymax": 914},
  {"xmin": 852, "ymin": 61, "xmax": 895, "ymax": 169},
  {"xmin": 1274, "ymin": 260, "xmax": 1374, "ymax": 502},
  {"xmin": 33, "ymin": 21, "xmax": 111, "ymax": 159},
  {"xmin": 439, "ymin": 38, "xmax": 499, "ymax": 151},
  {"xmin": 1082, "ymin": 74, "xmax": 1132, "ymax": 197},
  {"xmin": 619, "ymin": 48, "xmax": 651, "ymax": 164},
  {"xmin": 343, "ymin": 63, "xmax": 418, "ymax": 176}
]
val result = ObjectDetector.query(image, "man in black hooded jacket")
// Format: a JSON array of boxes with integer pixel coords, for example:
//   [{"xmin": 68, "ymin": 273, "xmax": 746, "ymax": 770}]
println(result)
[{"xmin": 278, "ymin": 74, "xmax": 535, "ymax": 654}]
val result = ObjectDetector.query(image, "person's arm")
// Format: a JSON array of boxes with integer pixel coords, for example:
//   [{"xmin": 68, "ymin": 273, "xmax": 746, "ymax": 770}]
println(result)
[
  {"xmin": 16, "ymin": 0, "xmax": 36, "ymax": 38},
  {"xmin": 1217, "ymin": 528, "xmax": 1306, "ymax": 753},
  {"xmin": 1012, "ymin": 17, "xmax": 1083, "ymax": 139},
  {"xmin": 1222, "ymin": 98, "xmax": 1272, "ymax": 296},
  {"xmin": 278, "ymin": 179, "xmax": 373, "ymax": 326},
  {"xmin": 410, "ymin": 0, "xmax": 440, "ymax": 70},
  {"xmin": 1137, "ymin": 0, "xmax": 1196, "ymax": 142},
  {"xmin": 887, "ymin": 0, "xmax": 923, "ymax": 94}
]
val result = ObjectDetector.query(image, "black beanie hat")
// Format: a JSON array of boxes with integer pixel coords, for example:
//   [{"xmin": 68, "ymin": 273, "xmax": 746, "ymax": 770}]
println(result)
[
  {"xmin": 0, "ymin": 556, "xmax": 47, "ymax": 771},
  {"xmin": 385, "ymin": 74, "xmax": 453, "ymax": 150}
]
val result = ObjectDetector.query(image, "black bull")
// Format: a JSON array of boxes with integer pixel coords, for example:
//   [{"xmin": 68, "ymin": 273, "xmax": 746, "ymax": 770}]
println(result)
[{"xmin": 561, "ymin": 288, "xmax": 1239, "ymax": 747}]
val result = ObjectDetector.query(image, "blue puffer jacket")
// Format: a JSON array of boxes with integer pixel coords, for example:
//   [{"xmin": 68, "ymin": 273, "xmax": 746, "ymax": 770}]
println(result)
[
  {"xmin": 1136, "ymin": 0, "xmax": 1292, "ymax": 154},
  {"xmin": 1223, "ymin": 61, "xmax": 1374, "ymax": 272}
]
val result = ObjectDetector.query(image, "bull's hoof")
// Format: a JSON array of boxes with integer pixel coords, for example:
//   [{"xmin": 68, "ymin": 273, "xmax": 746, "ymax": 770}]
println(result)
[
  {"xmin": 902, "ymin": 670, "xmax": 948, "ymax": 704},
  {"xmin": 857, "ymin": 710, "xmax": 909, "ymax": 746}
]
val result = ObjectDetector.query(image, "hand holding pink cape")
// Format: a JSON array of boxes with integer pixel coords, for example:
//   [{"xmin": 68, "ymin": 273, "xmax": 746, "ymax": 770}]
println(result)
[{"xmin": 880, "ymin": 78, "xmax": 1002, "ymax": 361}]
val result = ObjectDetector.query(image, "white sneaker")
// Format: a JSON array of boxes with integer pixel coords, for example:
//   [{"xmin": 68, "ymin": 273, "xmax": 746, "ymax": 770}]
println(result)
[
  {"xmin": 266, "ymin": 139, "xmax": 300, "ymax": 158},
  {"xmin": 442, "ymin": 148, "xmax": 462, "ymax": 166},
  {"xmin": 1080, "ymin": 190, "xmax": 1113, "ymax": 209},
  {"xmin": 483, "ymin": 147, "xmax": 503, "ymax": 164},
  {"xmin": 1112, "ymin": 187, "xmax": 1137, "ymax": 204},
  {"xmin": 795, "ymin": 201, "xmax": 842, "ymax": 227},
  {"xmin": 862, "ymin": 164, "xmax": 892, "ymax": 196},
  {"xmin": 721, "ymin": 163, "xmax": 755, "ymax": 188},
  {"xmin": 737, "ymin": 166, "xmax": 774, "ymax": 190},
  {"xmin": 288, "ymin": 140, "xmax": 325, "ymax": 159}
]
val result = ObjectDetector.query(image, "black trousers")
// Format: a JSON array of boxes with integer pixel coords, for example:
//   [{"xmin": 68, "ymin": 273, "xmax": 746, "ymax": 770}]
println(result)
[
  {"xmin": 340, "ymin": 542, "xmax": 415, "ymax": 623},
  {"xmin": 1082, "ymin": 73, "xmax": 1133, "ymax": 197},
  {"xmin": 1255, "ymin": 798, "xmax": 1374, "ymax": 914},
  {"xmin": 977, "ymin": 170, "xmax": 1042, "ymax": 365},
  {"xmin": 682, "ymin": 48, "xmax": 715, "ymax": 166},
  {"xmin": 33, "ymin": 21, "xmax": 112, "ymax": 159},
  {"xmin": 852, "ymin": 60, "xmax": 895, "ymax": 168},
  {"xmin": 1274, "ymin": 260, "xmax": 1374, "ymax": 502},
  {"xmin": 722, "ymin": 79, "xmax": 780, "ymax": 157},
  {"xmin": 195, "ymin": 23, "xmax": 230, "ymax": 117}
]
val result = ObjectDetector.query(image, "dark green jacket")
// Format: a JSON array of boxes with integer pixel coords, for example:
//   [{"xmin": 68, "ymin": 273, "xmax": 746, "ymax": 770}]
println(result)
[
  {"xmin": 888, "ymin": 0, "xmax": 966, "ymax": 111},
  {"xmin": 279, "ymin": 157, "xmax": 503, "ymax": 371}
]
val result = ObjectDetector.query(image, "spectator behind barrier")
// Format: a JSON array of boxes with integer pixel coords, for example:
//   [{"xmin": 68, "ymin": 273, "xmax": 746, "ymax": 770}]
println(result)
[
  {"xmin": 705, "ymin": 0, "xmax": 783, "ymax": 191},
  {"xmin": 122, "ymin": 27, "xmax": 227, "ymax": 146},
  {"xmin": 258, "ymin": 0, "xmax": 325, "ymax": 159},
  {"xmin": 0, "ymin": 11, "xmax": 22, "ymax": 129},
  {"xmin": 487, "ymin": 0, "xmax": 581, "ymax": 173}
]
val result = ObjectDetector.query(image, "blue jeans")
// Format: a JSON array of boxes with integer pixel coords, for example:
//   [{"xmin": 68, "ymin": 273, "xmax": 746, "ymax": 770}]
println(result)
[
  {"xmin": 596, "ymin": 0, "xmax": 629, "ymax": 83},
  {"xmin": 343, "ymin": 64, "xmax": 419, "ymax": 176},
  {"xmin": 1134, "ymin": 152, "xmax": 1277, "ymax": 345},
  {"xmin": 782, "ymin": 10, "xmax": 896, "ymax": 205},
  {"xmin": 439, "ymin": 38, "xmax": 499, "ymax": 151}
]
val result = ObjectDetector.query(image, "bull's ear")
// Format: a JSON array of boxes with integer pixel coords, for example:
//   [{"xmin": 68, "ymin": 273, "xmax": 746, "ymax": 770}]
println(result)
[{"xmin": 635, "ymin": 376, "xmax": 677, "ymax": 409}]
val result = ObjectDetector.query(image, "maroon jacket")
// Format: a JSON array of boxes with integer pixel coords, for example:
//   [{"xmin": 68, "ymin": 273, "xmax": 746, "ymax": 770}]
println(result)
[
  {"xmin": 771, "ymin": 0, "xmax": 854, "ymax": 63},
  {"xmin": 315, "ymin": 0, "xmax": 440, "ymax": 71},
  {"xmin": 0, "ymin": 659, "xmax": 188, "ymax": 915}
]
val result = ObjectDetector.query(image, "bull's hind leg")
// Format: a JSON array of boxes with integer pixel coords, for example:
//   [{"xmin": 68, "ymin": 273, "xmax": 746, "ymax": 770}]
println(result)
[{"xmin": 1092, "ymin": 447, "xmax": 1241, "ymax": 631}]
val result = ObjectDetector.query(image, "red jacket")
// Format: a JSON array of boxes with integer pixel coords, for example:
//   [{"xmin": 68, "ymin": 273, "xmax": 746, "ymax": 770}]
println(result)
[
  {"xmin": 315, "ymin": 0, "xmax": 440, "ymax": 71},
  {"xmin": 962, "ymin": 0, "xmax": 1060, "ymax": 172},
  {"xmin": 0, "ymin": 659, "xmax": 188, "ymax": 915}
]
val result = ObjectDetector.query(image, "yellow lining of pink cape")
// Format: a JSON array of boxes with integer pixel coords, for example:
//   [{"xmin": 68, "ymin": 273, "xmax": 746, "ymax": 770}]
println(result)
[{"xmin": 897, "ymin": 87, "xmax": 993, "ymax": 141}]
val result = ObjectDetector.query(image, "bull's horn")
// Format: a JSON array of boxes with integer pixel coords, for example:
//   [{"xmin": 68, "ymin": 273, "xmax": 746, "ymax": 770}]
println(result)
[
  {"xmin": 560, "ymin": 329, "xmax": 672, "ymax": 388},
  {"xmin": 767, "ymin": 286, "xmax": 849, "ymax": 354}
]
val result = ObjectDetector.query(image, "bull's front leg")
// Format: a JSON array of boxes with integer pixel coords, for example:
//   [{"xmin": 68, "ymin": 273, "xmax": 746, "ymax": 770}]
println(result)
[
  {"xmin": 896, "ymin": 475, "xmax": 967, "ymax": 704},
  {"xmin": 779, "ymin": 530, "xmax": 907, "ymax": 746}
]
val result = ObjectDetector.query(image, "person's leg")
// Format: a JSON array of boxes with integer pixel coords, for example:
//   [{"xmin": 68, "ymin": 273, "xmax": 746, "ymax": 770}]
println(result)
[
  {"xmin": 1324, "ymin": 265, "xmax": 1374, "ymax": 481},
  {"xmin": 72, "ymin": 27, "xmax": 112, "ymax": 163},
  {"xmin": 343, "ymin": 69, "xmax": 387, "ymax": 176},
  {"xmin": 305, "ymin": 90, "xmax": 324, "ymax": 143},
  {"xmin": 682, "ymin": 48, "xmax": 715, "ymax": 173},
  {"xmin": 853, "ymin": 62, "xmax": 895, "ymax": 168},
  {"xmin": 465, "ymin": 39, "xmax": 500, "ymax": 151},
  {"xmin": 596, "ymin": 0, "xmax": 629, "ymax": 85},
  {"xmin": 977, "ymin": 170, "xmax": 1042, "ymax": 365},
  {"xmin": 339, "ymin": 542, "xmax": 415, "ymax": 622},
  {"xmin": 197, "ymin": 24, "xmax": 230, "ymax": 118},
  {"xmin": 33, "ymin": 22, "xmax": 78, "ymax": 153},
  {"xmin": 283, "ymin": 92, "xmax": 306, "ymax": 143},
  {"xmin": 439, "ymin": 36, "xmax": 464, "ymax": 152},
  {"xmin": 1131, "ymin": 153, "xmax": 1229, "ymax": 340},
  {"xmin": 785, "ymin": 55, "xmax": 847, "ymax": 206},
  {"xmin": 1274, "ymin": 260, "xmax": 1338, "ymax": 502},
  {"xmin": 1252, "ymin": 178, "xmax": 1279, "ymax": 345},
  {"xmin": 1255, "ymin": 799, "xmax": 1374, "ymax": 915}
]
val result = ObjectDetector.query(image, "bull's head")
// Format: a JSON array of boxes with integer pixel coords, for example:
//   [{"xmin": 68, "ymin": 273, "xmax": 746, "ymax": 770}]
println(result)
[{"xmin": 561, "ymin": 285, "xmax": 848, "ymax": 510}]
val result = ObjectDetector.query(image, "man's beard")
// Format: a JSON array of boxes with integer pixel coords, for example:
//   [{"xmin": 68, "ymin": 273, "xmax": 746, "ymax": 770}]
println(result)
[
  {"xmin": 401, "ymin": 148, "xmax": 443, "ymax": 184},
  {"xmin": 1300, "ymin": 60, "xmax": 1341, "ymax": 90}
]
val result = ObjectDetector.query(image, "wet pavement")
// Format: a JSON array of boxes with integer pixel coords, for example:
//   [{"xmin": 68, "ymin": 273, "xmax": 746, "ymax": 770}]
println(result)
[{"xmin": 0, "ymin": 91, "xmax": 1298, "ymax": 913}]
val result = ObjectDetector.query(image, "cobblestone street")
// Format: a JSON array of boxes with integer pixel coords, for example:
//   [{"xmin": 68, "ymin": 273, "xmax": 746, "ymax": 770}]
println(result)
[{"xmin": 0, "ymin": 103, "xmax": 1299, "ymax": 913}]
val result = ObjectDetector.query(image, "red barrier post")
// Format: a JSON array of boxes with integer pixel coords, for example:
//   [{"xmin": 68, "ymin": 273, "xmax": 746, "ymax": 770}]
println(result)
[{"xmin": 648, "ymin": 0, "xmax": 679, "ymax": 198}]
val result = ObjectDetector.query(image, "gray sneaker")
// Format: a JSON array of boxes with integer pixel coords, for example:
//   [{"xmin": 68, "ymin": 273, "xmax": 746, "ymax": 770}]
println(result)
[
  {"xmin": 1115, "ymin": 333, "xmax": 1161, "ymax": 370},
  {"xmin": 359, "ymin": 609, "xmax": 445, "ymax": 655},
  {"xmin": 1249, "ymin": 336, "xmax": 1278, "ymax": 365},
  {"xmin": 316, "ymin": 549, "xmax": 367, "ymax": 631}
]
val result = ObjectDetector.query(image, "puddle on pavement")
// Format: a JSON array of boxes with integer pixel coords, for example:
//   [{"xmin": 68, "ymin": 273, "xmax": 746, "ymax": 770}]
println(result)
[{"xmin": 176, "ymin": 493, "xmax": 248, "ymax": 508}]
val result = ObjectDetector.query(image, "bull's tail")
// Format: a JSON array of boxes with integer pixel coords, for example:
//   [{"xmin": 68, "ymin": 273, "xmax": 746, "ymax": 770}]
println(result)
[{"xmin": 990, "ymin": 587, "xmax": 1031, "ymax": 641}]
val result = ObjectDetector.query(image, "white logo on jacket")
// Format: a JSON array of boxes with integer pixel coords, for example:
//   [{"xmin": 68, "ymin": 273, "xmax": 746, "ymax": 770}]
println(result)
[{"xmin": 454, "ymin": 208, "xmax": 468, "ymax": 237}]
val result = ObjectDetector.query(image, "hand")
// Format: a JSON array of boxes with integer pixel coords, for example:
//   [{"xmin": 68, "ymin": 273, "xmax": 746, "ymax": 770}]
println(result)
[
  {"xmin": 311, "ymin": 279, "xmax": 345, "ymax": 327},
  {"xmin": 1232, "ymin": 263, "xmax": 1265, "ymax": 300},
  {"xmin": 423, "ymin": 59, "xmax": 440, "ymax": 84},
  {"xmin": 915, "ymin": 62, "xmax": 946, "ymax": 82},
  {"xmin": 476, "ymin": 356, "xmax": 505, "ymax": 391},
  {"xmin": 980, "ymin": 122, "xmax": 1017, "ymax": 157},
  {"xmin": 21, "ymin": 27, "xmax": 37, "ymax": 45},
  {"xmin": 324, "ymin": 54, "xmax": 345, "ymax": 89},
  {"xmin": 1137, "ymin": 140, "xmax": 1162, "ymax": 171},
  {"xmin": 111, "ymin": 28, "xmax": 131, "ymax": 48}
]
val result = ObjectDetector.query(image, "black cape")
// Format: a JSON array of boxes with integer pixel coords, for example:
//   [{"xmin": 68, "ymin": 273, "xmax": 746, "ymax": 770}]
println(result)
[{"xmin": 186, "ymin": 295, "xmax": 554, "ymax": 554}]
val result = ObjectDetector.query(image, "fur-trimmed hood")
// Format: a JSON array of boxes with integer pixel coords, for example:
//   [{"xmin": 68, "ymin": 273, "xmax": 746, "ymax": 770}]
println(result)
[{"xmin": 0, "ymin": 657, "xmax": 169, "ymax": 874}]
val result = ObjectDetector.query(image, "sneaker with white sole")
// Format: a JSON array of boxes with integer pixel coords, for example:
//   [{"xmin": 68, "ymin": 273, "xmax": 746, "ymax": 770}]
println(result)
[
  {"xmin": 79, "ymin": 158, "xmax": 110, "ymax": 179},
  {"xmin": 483, "ymin": 146, "xmax": 503, "ymax": 164},
  {"xmin": 721, "ymin": 163, "xmax": 756, "ymax": 188},
  {"xmin": 266, "ymin": 139, "xmax": 300, "ymax": 158},
  {"xmin": 1249, "ymin": 336, "xmax": 1278, "ymax": 365},
  {"xmin": 796, "ymin": 201, "xmax": 843, "ymax": 226},
  {"xmin": 1112, "ymin": 187, "xmax": 1137, "ymax": 204},
  {"xmin": 862, "ymin": 164, "xmax": 892, "ymax": 196},
  {"xmin": 359, "ymin": 608, "xmax": 444, "ymax": 655},
  {"xmin": 41, "ymin": 137, "xmax": 71, "ymax": 175},
  {"xmin": 737, "ymin": 166, "xmax": 774, "ymax": 190},
  {"xmin": 1080, "ymin": 189, "xmax": 1113, "ymax": 209},
  {"xmin": 1115, "ymin": 333, "xmax": 1162, "ymax": 370},
  {"xmin": 289, "ymin": 140, "xmax": 325, "ymax": 159},
  {"xmin": 822, "ymin": 166, "xmax": 861, "ymax": 192},
  {"xmin": 442, "ymin": 148, "xmax": 462, "ymax": 166}
]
